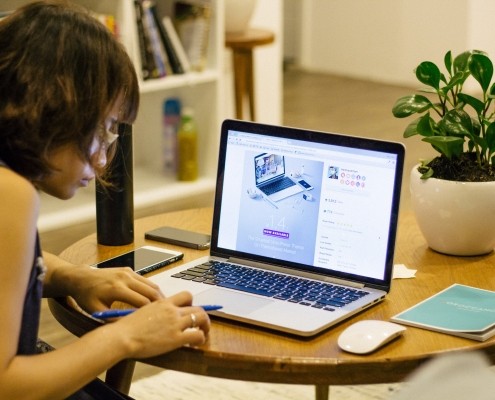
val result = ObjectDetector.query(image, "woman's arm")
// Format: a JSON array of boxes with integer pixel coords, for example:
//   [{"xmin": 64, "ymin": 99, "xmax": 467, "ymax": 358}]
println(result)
[
  {"xmin": 2, "ymin": 292, "xmax": 210, "ymax": 400},
  {"xmin": 0, "ymin": 170, "xmax": 210, "ymax": 399}
]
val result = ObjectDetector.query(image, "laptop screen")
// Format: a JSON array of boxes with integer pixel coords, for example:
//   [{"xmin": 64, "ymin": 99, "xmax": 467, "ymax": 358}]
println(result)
[
  {"xmin": 254, "ymin": 153, "xmax": 285, "ymax": 185},
  {"xmin": 212, "ymin": 120, "xmax": 404, "ymax": 290}
]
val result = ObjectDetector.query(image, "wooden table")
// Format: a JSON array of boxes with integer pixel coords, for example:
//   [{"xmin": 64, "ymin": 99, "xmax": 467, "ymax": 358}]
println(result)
[
  {"xmin": 225, "ymin": 28, "xmax": 275, "ymax": 121},
  {"xmin": 49, "ymin": 208, "xmax": 495, "ymax": 400}
]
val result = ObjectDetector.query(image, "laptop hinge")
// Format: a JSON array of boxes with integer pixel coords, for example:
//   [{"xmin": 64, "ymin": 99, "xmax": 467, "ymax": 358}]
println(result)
[{"xmin": 227, "ymin": 257, "xmax": 365, "ymax": 289}]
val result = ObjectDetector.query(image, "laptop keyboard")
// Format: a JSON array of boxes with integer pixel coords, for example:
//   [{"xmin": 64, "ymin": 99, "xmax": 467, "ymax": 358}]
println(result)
[
  {"xmin": 260, "ymin": 176, "xmax": 296, "ymax": 195},
  {"xmin": 172, "ymin": 261, "xmax": 370, "ymax": 311}
]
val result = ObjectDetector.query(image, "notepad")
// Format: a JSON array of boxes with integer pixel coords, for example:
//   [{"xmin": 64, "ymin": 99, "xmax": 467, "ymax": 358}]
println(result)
[{"xmin": 392, "ymin": 284, "xmax": 495, "ymax": 341}]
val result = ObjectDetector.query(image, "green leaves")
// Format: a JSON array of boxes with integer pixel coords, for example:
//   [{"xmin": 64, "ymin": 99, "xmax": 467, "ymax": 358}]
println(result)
[
  {"xmin": 469, "ymin": 53, "xmax": 493, "ymax": 93},
  {"xmin": 441, "ymin": 109, "xmax": 473, "ymax": 137},
  {"xmin": 458, "ymin": 93, "xmax": 484, "ymax": 114},
  {"xmin": 422, "ymin": 136, "xmax": 464, "ymax": 159},
  {"xmin": 444, "ymin": 51, "xmax": 453, "ymax": 75},
  {"xmin": 392, "ymin": 95, "xmax": 432, "ymax": 118},
  {"xmin": 416, "ymin": 113, "xmax": 435, "ymax": 137},
  {"xmin": 486, "ymin": 122, "xmax": 495, "ymax": 155},
  {"xmin": 416, "ymin": 62, "xmax": 441, "ymax": 89},
  {"xmin": 402, "ymin": 113, "xmax": 435, "ymax": 138},
  {"xmin": 392, "ymin": 50, "xmax": 495, "ymax": 175},
  {"xmin": 453, "ymin": 51, "xmax": 472, "ymax": 74}
]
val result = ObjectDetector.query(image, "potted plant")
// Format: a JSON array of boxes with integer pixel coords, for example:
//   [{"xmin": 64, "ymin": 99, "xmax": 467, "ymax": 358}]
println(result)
[{"xmin": 392, "ymin": 50, "xmax": 495, "ymax": 256}]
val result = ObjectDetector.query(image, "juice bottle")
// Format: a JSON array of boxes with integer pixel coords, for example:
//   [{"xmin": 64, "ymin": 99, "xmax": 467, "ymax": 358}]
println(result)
[{"xmin": 177, "ymin": 107, "xmax": 198, "ymax": 181}]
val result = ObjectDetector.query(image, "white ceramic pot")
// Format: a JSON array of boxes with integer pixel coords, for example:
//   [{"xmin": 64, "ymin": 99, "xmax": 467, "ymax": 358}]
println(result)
[
  {"xmin": 224, "ymin": 0, "xmax": 257, "ymax": 34},
  {"xmin": 410, "ymin": 166, "xmax": 495, "ymax": 256}
]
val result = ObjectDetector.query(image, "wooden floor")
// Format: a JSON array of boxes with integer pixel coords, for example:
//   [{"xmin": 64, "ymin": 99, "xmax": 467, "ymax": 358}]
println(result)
[{"xmin": 38, "ymin": 68, "xmax": 429, "ymax": 380}]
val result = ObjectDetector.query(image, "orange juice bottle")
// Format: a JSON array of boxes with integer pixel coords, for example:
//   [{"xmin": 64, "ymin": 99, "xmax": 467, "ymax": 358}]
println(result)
[{"xmin": 177, "ymin": 107, "xmax": 198, "ymax": 181}]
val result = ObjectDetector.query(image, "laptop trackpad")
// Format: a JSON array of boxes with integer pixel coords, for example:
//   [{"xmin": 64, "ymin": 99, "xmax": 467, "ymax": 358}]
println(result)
[{"xmin": 193, "ymin": 288, "xmax": 273, "ymax": 316}]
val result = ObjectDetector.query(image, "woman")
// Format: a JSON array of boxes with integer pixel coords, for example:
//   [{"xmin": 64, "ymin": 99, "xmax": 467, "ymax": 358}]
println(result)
[{"xmin": 0, "ymin": 1, "xmax": 210, "ymax": 399}]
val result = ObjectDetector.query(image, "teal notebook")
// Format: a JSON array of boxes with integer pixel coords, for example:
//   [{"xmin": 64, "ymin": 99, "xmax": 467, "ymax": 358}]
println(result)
[{"xmin": 391, "ymin": 284, "xmax": 495, "ymax": 341}]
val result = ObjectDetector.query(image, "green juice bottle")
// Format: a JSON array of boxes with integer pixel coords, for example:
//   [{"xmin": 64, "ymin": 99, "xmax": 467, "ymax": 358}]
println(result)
[{"xmin": 177, "ymin": 107, "xmax": 198, "ymax": 181}]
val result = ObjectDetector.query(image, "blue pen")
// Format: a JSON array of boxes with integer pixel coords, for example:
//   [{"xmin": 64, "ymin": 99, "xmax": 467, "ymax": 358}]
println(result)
[{"xmin": 92, "ymin": 305, "xmax": 223, "ymax": 320}]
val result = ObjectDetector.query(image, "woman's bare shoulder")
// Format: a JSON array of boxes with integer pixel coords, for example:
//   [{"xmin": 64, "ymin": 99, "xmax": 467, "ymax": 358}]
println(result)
[{"xmin": 0, "ymin": 168, "xmax": 39, "ymax": 212}]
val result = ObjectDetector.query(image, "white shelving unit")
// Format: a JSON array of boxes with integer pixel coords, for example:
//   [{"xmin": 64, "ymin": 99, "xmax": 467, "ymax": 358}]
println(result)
[{"xmin": 2, "ymin": 0, "xmax": 224, "ymax": 232}]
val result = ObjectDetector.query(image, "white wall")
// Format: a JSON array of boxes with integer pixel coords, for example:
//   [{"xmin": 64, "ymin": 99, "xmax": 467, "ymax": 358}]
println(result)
[
  {"xmin": 222, "ymin": 0, "xmax": 283, "ymax": 124},
  {"xmin": 298, "ymin": 0, "xmax": 495, "ymax": 87},
  {"xmin": 283, "ymin": 0, "xmax": 302, "ymax": 63}
]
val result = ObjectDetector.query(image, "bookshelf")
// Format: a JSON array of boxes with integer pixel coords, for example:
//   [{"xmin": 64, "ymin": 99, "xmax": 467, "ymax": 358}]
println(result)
[{"xmin": 1, "ymin": 0, "xmax": 224, "ymax": 232}]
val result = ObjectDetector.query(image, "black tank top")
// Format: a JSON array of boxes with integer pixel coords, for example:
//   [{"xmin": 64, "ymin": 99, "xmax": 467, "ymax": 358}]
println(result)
[
  {"xmin": 0, "ymin": 159, "xmax": 44, "ymax": 355},
  {"xmin": 18, "ymin": 235, "xmax": 44, "ymax": 355}
]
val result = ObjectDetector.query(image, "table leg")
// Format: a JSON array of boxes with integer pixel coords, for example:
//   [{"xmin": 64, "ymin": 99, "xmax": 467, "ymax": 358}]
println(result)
[
  {"xmin": 315, "ymin": 384, "xmax": 329, "ymax": 400},
  {"xmin": 232, "ymin": 50, "xmax": 247, "ymax": 120},
  {"xmin": 105, "ymin": 359, "xmax": 136, "ymax": 395},
  {"xmin": 245, "ymin": 50, "xmax": 255, "ymax": 121},
  {"xmin": 232, "ymin": 48, "xmax": 256, "ymax": 121}
]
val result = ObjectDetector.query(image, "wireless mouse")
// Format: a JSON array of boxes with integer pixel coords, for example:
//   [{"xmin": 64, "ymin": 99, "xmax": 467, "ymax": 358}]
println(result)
[{"xmin": 337, "ymin": 320, "xmax": 406, "ymax": 354}]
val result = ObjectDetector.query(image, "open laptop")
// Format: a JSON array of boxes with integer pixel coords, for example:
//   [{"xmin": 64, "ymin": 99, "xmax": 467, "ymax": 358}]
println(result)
[
  {"xmin": 149, "ymin": 119, "xmax": 405, "ymax": 337},
  {"xmin": 254, "ymin": 153, "xmax": 304, "ymax": 202}
]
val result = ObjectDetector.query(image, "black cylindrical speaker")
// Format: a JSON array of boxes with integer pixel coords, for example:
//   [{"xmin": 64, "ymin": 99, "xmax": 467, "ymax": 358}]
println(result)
[{"xmin": 96, "ymin": 123, "xmax": 134, "ymax": 245}]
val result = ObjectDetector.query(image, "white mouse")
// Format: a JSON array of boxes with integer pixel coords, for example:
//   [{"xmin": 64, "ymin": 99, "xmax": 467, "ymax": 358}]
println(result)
[{"xmin": 337, "ymin": 320, "xmax": 406, "ymax": 354}]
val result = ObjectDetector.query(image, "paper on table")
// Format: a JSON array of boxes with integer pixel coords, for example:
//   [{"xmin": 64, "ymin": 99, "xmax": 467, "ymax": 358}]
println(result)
[{"xmin": 393, "ymin": 263, "xmax": 417, "ymax": 279}]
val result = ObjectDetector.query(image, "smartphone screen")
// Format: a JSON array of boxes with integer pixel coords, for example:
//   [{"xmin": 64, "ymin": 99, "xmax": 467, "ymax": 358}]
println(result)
[
  {"xmin": 145, "ymin": 226, "xmax": 211, "ymax": 250},
  {"xmin": 94, "ymin": 246, "xmax": 183, "ymax": 275},
  {"xmin": 298, "ymin": 179, "xmax": 313, "ymax": 190}
]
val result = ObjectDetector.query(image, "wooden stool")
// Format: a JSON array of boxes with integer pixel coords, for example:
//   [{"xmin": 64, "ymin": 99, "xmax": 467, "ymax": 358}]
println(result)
[{"xmin": 225, "ymin": 28, "xmax": 275, "ymax": 121}]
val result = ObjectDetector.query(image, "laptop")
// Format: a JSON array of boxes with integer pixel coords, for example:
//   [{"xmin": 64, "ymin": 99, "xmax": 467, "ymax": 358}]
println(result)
[
  {"xmin": 149, "ymin": 119, "xmax": 405, "ymax": 337},
  {"xmin": 254, "ymin": 153, "xmax": 304, "ymax": 202}
]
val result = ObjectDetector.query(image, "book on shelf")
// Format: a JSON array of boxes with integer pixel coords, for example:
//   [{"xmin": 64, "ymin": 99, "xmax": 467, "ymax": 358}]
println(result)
[
  {"xmin": 147, "ymin": 2, "xmax": 185, "ymax": 75},
  {"xmin": 391, "ymin": 284, "xmax": 495, "ymax": 341},
  {"xmin": 163, "ymin": 16, "xmax": 191, "ymax": 73},
  {"xmin": 134, "ymin": 0, "xmax": 159, "ymax": 80},
  {"xmin": 141, "ymin": 0, "xmax": 169, "ymax": 78},
  {"xmin": 174, "ymin": 0, "xmax": 211, "ymax": 72}
]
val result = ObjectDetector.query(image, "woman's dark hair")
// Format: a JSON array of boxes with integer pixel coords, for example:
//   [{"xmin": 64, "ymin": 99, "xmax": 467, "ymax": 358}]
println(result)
[{"xmin": 0, "ymin": 0, "xmax": 139, "ymax": 180}]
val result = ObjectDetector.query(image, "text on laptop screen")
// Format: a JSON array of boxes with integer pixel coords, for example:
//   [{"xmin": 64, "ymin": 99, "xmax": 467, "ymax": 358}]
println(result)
[{"xmin": 217, "ymin": 129, "xmax": 400, "ymax": 281}]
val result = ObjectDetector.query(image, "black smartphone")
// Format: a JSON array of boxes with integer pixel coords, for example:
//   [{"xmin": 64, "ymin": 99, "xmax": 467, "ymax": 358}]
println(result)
[
  {"xmin": 145, "ymin": 226, "xmax": 211, "ymax": 250},
  {"xmin": 298, "ymin": 179, "xmax": 313, "ymax": 190},
  {"xmin": 93, "ymin": 246, "xmax": 183, "ymax": 275}
]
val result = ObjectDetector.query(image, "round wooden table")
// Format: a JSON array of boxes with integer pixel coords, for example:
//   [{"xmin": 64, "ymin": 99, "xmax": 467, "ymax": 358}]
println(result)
[
  {"xmin": 49, "ymin": 208, "xmax": 495, "ymax": 400},
  {"xmin": 225, "ymin": 28, "xmax": 275, "ymax": 121}
]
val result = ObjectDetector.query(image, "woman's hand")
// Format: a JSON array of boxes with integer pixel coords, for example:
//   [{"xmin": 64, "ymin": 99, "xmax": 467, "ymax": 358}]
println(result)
[
  {"xmin": 110, "ymin": 291, "xmax": 211, "ymax": 358},
  {"xmin": 42, "ymin": 252, "xmax": 211, "ymax": 356},
  {"xmin": 42, "ymin": 252, "xmax": 164, "ymax": 312},
  {"xmin": 68, "ymin": 266, "xmax": 164, "ymax": 312}
]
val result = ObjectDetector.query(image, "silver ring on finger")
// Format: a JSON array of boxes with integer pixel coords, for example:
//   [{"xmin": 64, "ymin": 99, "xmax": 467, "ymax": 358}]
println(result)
[{"xmin": 190, "ymin": 313, "xmax": 197, "ymax": 329}]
